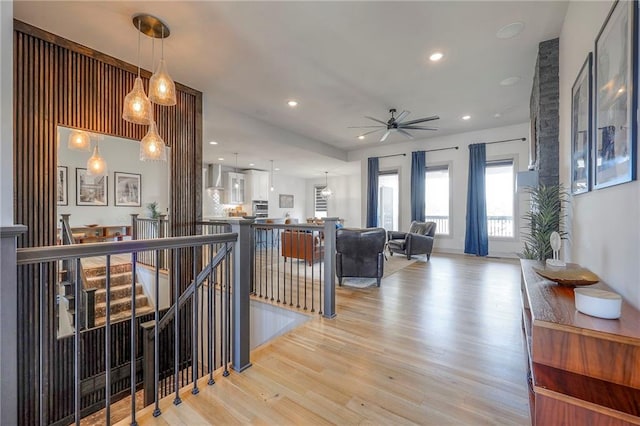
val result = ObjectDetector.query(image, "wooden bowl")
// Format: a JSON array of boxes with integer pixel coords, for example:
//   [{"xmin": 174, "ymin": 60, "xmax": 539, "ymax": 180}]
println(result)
[{"xmin": 533, "ymin": 265, "xmax": 600, "ymax": 286}]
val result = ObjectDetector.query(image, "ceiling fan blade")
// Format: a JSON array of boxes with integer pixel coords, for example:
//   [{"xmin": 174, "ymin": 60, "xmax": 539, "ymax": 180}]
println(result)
[
  {"xmin": 400, "ymin": 125, "xmax": 438, "ymax": 130},
  {"xmin": 347, "ymin": 125, "xmax": 386, "ymax": 129},
  {"xmin": 360, "ymin": 128, "xmax": 385, "ymax": 136},
  {"xmin": 380, "ymin": 130, "xmax": 392, "ymax": 142},
  {"xmin": 365, "ymin": 116, "xmax": 389, "ymax": 125},
  {"xmin": 395, "ymin": 110, "xmax": 410, "ymax": 123},
  {"xmin": 401, "ymin": 115, "xmax": 440, "ymax": 125},
  {"xmin": 397, "ymin": 129, "xmax": 414, "ymax": 139}
]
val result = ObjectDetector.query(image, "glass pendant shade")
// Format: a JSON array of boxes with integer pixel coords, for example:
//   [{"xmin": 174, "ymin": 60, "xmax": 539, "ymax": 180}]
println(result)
[
  {"xmin": 122, "ymin": 77, "xmax": 152, "ymax": 125},
  {"xmin": 149, "ymin": 59, "xmax": 177, "ymax": 106},
  {"xmin": 86, "ymin": 145, "xmax": 108, "ymax": 176},
  {"xmin": 67, "ymin": 130, "xmax": 91, "ymax": 151},
  {"xmin": 140, "ymin": 120, "xmax": 167, "ymax": 161},
  {"xmin": 321, "ymin": 186, "xmax": 333, "ymax": 199}
]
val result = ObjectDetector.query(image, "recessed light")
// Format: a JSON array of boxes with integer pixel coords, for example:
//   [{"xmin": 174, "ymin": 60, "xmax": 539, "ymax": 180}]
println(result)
[
  {"xmin": 274, "ymin": 167, "xmax": 280, "ymax": 171},
  {"xmin": 209, "ymin": 141, "xmax": 218, "ymax": 145},
  {"xmin": 287, "ymin": 100, "xmax": 298, "ymax": 107},
  {"xmin": 462, "ymin": 115, "xmax": 471, "ymax": 120},
  {"xmin": 500, "ymin": 76, "xmax": 520, "ymax": 86},
  {"xmin": 218, "ymin": 157, "xmax": 224, "ymax": 161},
  {"xmin": 429, "ymin": 52, "xmax": 444, "ymax": 62},
  {"xmin": 496, "ymin": 22, "xmax": 525, "ymax": 39},
  {"xmin": 618, "ymin": 87, "xmax": 625, "ymax": 93},
  {"xmin": 249, "ymin": 163, "xmax": 255, "ymax": 166},
  {"xmin": 494, "ymin": 113, "xmax": 502, "ymax": 118},
  {"xmin": 358, "ymin": 135, "xmax": 365, "ymax": 140}
]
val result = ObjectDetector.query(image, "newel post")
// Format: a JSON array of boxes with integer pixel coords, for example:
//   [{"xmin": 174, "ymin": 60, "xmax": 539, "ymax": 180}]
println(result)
[
  {"xmin": 230, "ymin": 219, "xmax": 253, "ymax": 372},
  {"xmin": 130, "ymin": 214, "xmax": 139, "ymax": 240},
  {"xmin": 322, "ymin": 218, "xmax": 337, "ymax": 318},
  {"xmin": 1, "ymin": 225, "xmax": 27, "ymax": 425}
]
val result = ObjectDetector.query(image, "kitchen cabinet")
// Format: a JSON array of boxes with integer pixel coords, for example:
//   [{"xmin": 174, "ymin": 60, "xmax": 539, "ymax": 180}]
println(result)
[
  {"xmin": 224, "ymin": 172, "xmax": 245, "ymax": 204},
  {"xmin": 244, "ymin": 170, "xmax": 270, "ymax": 201}
]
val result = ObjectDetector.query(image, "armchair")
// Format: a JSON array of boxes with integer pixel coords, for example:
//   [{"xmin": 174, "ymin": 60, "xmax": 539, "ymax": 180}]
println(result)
[
  {"xmin": 387, "ymin": 221, "xmax": 436, "ymax": 260},
  {"xmin": 336, "ymin": 227, "xmax": 386, "ymax": 287}
]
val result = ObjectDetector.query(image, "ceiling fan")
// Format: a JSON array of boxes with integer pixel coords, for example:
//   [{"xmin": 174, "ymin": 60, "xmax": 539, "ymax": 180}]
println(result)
[{"xmin": 350, "ymin": 108, "xmax": 440, "ymax": 142}]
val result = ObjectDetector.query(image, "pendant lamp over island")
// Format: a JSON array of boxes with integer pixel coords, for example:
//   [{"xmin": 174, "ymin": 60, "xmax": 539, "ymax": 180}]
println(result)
[{"xmin": 321, "ymin": 171, "xmax": 333, "ymax": 199}]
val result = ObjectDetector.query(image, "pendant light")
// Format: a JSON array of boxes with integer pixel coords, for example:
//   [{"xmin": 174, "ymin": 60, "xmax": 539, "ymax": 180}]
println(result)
[
  {"xmin": 270, "ymin": 160, "xmax": 275, "ymax": 192},
  {"xmin": 233, "ymin": 153, "xmax": 239, "ymax": 188},
  {"xmin": 321, "ymin": 171, "xmax": 333, "ymax": 199},
  {"xmin": 86, "ymin": 142, "xmax": 108, "ymax": 177},
  {"xmin": 67, "ymin": 129, "xmax": 91, "ymax": 151},
  {"xmin": 149, "ymin": 23, "xmax": 176, "ymax": 106},
  {"xmin": 140, "ymin": 110, "xmax": 167, "ymax": 161},
  {"xmin": 122, "ymin": 17, "xmax": 152, "ymax": 125}
]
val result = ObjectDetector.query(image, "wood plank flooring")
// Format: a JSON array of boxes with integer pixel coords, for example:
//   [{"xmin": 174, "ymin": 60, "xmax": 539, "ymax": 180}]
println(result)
[{"xmin": 116, "ymin": 253, "xmax": 530, "ymax": 425}]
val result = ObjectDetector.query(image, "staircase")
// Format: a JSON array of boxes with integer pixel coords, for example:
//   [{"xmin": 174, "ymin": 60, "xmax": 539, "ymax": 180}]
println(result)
[{"xmin": 84, "ymin": 262, "xmax": 153, "ymax": 326}]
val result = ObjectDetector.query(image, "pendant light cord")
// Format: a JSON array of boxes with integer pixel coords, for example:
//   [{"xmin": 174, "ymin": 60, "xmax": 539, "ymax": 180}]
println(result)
[
  {"xmin": 137, "ymin": 20, "xmax": 141, "ymax": 77},
  {"xmin": 161, "ymin": 26, "xmax": 165, "ymax": 60}
]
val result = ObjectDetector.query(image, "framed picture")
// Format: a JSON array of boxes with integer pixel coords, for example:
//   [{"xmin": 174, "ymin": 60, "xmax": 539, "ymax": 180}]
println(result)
[
  {"xmin": 57, "ymin": 166, "xmax": 68, "ymax": 206},
  {"xmin": 279, "ymin": 194, "xmax": 294, "ymax": 208},
  {"xmin": 570, "ymin": 53, "xmax": 592, "ymax": 195},
  {"xmin": 593, "ymin": 0, "xmax": 637, "ymax": 189},
  {"xmin": 114, "ymin": 172, "xmax": 141, "ymax": 207},
  {"xmin": 76, "ymin": 168, "xmax": 108, "ymax": 206}
]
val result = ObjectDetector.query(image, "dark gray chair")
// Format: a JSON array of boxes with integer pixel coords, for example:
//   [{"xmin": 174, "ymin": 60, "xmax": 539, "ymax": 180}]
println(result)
[
  {"xmin": 336, "ymin": 227, "xmax": 386, "ymax": 287},
  {"xmin": 387, "ymin": 221, "xmax": 436, "ymax": 260}
]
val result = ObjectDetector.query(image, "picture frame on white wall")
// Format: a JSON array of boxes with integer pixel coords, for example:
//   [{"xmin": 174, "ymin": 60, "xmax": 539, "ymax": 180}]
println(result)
[
  {"xmin": 114, "ymin": 172, "xmax": 141, "ymax": 207},
  {"xmin": 76, "ymin": 168, "xmax": 108, "ymax": 206},
  {"xmin": 570, "ymin": 53, "xmax": 592, "ymax": 195},
  {"xmin": 593, "ymin": 0, "xmax": 637, "ymax": 189},
  {"xmin": 279, "ymin": 194, "xmax": 294, "ymax": 208},
  {"xmin": 57, "ymin": 166, "xmax": 68, "ymax": 206}
]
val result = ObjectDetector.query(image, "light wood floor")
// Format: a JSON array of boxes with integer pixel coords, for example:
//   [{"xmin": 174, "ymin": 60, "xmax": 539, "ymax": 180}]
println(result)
[{"xmin": 116, "ymin": 253, "xmax": 530, "ymax": 425}]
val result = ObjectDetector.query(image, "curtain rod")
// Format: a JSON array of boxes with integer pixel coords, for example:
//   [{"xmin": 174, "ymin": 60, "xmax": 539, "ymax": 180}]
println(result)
[
  {"xmin": 377, "ymin": 146, "xmax": 460, "ymax": 159},
  {"xmin": 484, "ymin": 137, "xmax": 527, "ymax": 145}
]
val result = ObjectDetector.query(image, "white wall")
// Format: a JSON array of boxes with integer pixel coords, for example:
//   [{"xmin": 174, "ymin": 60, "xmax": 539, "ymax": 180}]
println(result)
[
  {"xmin": 0, "ymin": 1, "xmax": 13, "ymax": 226},
  {"xmin": 57, "ymin": 127, "xmax": 170, "ymax": 227},
  {"xmin": 305, "ymin": 173, "xmax": 362, "ymax": 227},
  {"xmin": 349, "ymin": 123, "xmax": 531, "ymax": 257},
  {"xmin": 268, "ymin": 173, "xmax": 307, "ymax": 221},
  {"xmin": 559, "ymin": 1, "xmax": 640, "ymax": 309}
]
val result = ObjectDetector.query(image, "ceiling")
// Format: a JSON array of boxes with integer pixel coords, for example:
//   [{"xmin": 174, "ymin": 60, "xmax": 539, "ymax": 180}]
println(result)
[{"xmin": 14, "ymin": 1, "xmax": 568, "ymax": 178}]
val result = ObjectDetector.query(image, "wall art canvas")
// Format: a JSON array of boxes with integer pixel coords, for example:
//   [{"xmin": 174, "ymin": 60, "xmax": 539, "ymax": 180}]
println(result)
[
  {"xmin": 593, "ymin": 0, "xmax": 637, "ymax": 189},
  {"xmin": 114, "ymin": 172, "xmax": 141, "ymax": 206},
  {"xmin": 279, "ymin": 194, "xmax": 294, "ymax": 208},
  {"xmin": 76, "ymin": 168, "xmax": 108, "ymax": 206},
  {"xmin": 571, "ymin": 53, "xmax": 592, "ymax": 194}
]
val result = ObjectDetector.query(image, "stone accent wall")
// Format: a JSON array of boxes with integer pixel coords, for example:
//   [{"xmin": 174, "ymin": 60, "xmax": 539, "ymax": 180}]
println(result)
[{"xmin": 529, "ymin": 38, "xmax": 559, "ymax": 187}]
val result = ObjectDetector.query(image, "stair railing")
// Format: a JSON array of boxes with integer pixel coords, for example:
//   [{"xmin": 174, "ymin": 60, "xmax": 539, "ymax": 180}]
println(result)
[
  {"xmin": 16, "ymin": 228, "xmax": 250, "ymax": 426},
  {"xmin": 131, "ymin": 213, "xmax": 170, "ymax": 268},
  {"xmin": 60, "ymin": 214, "xmax": 96, "ymax": 329}
]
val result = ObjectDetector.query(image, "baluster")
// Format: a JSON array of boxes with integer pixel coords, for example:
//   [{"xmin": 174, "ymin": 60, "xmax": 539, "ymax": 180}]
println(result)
[
  {"xmin": 191, "ymin": 246, "xmax": 199, "ymax": 395},
  {"xmin": 105, "ymin": 255, "xmax": 112, "ymax": 425},
  {"xmin": 130, "ymin": 252, "xmax": 138, "ymax": 426},
  {"xmin": 208, "ymin": 243, "xmax": 215, "ymax": 385},
  {"xmin": 172, "ymin": 249, "xmax": 182, "ymax": 405},
  {"xmin": 74, "ymin": 258, "xmax": 82, "ymax": 426},
  {"xmin": 153, "ymin": 249, "xmax": 161, "ymax": 417}
]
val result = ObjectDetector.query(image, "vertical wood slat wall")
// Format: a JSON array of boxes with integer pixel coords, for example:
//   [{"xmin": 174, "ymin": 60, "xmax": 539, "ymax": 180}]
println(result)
[{"xmin": 13, "ymin": 20, "xmax": 202, "ymax": 424}]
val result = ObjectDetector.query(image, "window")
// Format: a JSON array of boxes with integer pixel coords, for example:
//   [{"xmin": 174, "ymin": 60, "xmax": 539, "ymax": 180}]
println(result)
[
  {"xmin": 485, "ymin": 160, "xmax": 514, "ymax": 237},
  {"xmin": 425, "ymin": 165, "xmax": 450, "ymax": 235},
  {"xmin": 314, "ymin": 185, "xmax": 327, "ymax": 218},
  {"xmin": 378, "ymin": 171, "xmax": 399, "ymax": 231}
]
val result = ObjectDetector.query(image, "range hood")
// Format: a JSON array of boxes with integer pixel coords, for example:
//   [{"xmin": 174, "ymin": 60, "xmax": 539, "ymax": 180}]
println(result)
[{"xmin": 206, "ymin": 164, "xmax": 224, "ymax": 190}]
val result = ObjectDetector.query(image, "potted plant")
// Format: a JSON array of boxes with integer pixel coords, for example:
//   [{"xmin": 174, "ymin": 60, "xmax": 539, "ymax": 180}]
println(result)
[
  {"xmin": 147, "ymin": 201, "xmax": 160, "ymax": 219},
  {"xmin": 520, "ymin": 184, "xmax": 569, "ymax": 261}
]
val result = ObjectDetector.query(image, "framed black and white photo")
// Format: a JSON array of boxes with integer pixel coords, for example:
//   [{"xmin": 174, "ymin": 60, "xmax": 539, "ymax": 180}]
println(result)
[
  {"xmin": 76, "ymin": 168, "xmax": 108, "ymax": 206},
  {"xmin": 571, "ymin": 53, "xmax": 592, "ymax": 195},
  {"xmin": 57, "ymin": 166, "xmax": 68, "ymax": 205},
  {"xmin": 593, "ymin": 0, "xmax": 637, "ymax": 189},
  {"xmin": 114, "ymin": 172, "xmax": 141, "ymax": 207},
  {"xmin": 279, "ymin": 194, "xmax": 294, "ymax": 208}
]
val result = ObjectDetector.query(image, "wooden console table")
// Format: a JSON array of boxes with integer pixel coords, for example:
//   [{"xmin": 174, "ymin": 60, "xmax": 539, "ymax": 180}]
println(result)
[
  {"xmin": 61, "ymin": 225, "xmax": 132, "ymax": 244},
  {"xmin": 520, "ymin": 260, "xmax": 640, "ymax": 425}
]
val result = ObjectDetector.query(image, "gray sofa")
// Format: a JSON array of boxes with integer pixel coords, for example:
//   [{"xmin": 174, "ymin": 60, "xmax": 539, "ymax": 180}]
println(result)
[
  {"xmin": 336, "ymin": 227, "xmax": 386, "ymax": 287},
  {"xmin": 387, "ymin": 221, "xmax": 436, "ymax": 260}
]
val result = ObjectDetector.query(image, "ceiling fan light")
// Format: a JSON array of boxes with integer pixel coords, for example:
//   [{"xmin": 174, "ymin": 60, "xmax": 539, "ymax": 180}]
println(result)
[
  {"xmin": 149, "ymin": 58, "xmax": 177, "ymax": 106},
  {"xmin": 86, "ymin": 145, "xmax": 108, "ymax": 176},
  {"xmin": 123, "ymin": 77, "xmax": 152, "ymax": 125},
  {"xmin": 140, "ymin": 120, "xmax": 167, "ymax": 161},
  {"xmin": 68, "ymin": 130, "xmax": 91, "ymax": 151}
]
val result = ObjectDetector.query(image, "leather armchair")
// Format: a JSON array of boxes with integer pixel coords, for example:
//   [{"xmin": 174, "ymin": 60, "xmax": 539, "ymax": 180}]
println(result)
[
  {"xmin": 336, "ymin": 228, "xmax": 386, "ymax": 287},
  {"xmin": 387, "ymin": 221, "xmax": 436, "ymax": 260}
]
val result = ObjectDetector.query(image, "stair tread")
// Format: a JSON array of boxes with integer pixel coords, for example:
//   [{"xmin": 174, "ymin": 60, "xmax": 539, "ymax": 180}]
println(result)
[
  {"xmin": 94, "ymin": 294, "xmax": 149, "ymax": 309},
  {"xmin": 94, "ymin": 283, "xmax": 144, "ymax": 294},
  {"xmin": 94, "ymin": 306, "xmax": 154, "ymax": 326},
  {"xmin": 86, "ymin": 271, "xmax": 132, "ymax": 281}
]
